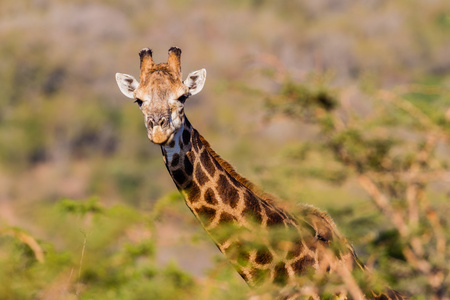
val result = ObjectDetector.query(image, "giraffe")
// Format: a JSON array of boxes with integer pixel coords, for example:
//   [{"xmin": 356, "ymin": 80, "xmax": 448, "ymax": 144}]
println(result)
[{"xmin": 115, "ymin": 47, "xmax": 405, "ymax": 299}]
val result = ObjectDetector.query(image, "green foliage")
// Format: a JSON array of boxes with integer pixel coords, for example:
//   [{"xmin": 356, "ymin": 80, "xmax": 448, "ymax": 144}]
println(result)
[
  {"xmin": 329, "ymin": 129, "xmax": 396, "ymax": 173},
  {"xmin": 266, "ymin": 79, "xmax": 338, "ymax": 120},
  {"xmin": 264, "ymin": 71, "xmax": 450, "ymax": 298},
  {"xmin": 0, "ymin": 198, "xmax": 202, "ymax": 300},
  {"xmin": 59, "ymin": 197, "xmax": 104, "ymax": 216}
]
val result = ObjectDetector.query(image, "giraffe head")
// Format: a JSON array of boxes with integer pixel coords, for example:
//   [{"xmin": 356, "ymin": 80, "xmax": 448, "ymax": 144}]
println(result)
[{"xmin": 115, "ymin": 47, "xmax": 206, "ymax": 145}]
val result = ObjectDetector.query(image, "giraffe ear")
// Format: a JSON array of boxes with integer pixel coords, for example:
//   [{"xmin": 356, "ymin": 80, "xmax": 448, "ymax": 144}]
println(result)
[
  {"xmin": 115, "ymin": 73, "xmax": 139, "ymax": 99},
  {"xmin": 184, "ymin": 69, "xmax": 206, "ymax": 96}
]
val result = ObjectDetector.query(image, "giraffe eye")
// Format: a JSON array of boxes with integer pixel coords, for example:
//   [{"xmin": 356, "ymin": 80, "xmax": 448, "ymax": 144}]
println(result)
[
  {"xmin": 134, "ymin": 99, "xmax": 143, "ymax": 107},
  {"xmin": 177, "ymin": 93, "xmax": 190, "ymax": 102}
]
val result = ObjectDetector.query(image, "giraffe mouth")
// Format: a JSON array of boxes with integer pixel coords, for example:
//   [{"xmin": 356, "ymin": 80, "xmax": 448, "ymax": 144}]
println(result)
[{"xmin": 148, "ymin": 127, "xmax": 175, "ymax": 145}]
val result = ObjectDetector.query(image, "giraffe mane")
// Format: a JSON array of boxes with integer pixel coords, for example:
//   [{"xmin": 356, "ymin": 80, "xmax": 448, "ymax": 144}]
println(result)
[{"xmin": 197, "ymin": 133, "xmax": 277, "ymax": 204}]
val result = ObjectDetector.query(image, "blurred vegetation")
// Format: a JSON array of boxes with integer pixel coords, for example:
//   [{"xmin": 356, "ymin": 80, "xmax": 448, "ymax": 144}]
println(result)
[
  {"xmin": 261, "ymin": 73, "xmax": 450, "ymax": 298},
  {"xmin": 1, "ymin": 0, "xmax": 450, "ymax": 299}
]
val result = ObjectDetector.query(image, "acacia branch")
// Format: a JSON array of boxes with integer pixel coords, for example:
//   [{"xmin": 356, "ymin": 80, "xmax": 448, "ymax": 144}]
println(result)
[{"xmin": 356, "ymin": 175, "xmax": 409, "ymax": 237}]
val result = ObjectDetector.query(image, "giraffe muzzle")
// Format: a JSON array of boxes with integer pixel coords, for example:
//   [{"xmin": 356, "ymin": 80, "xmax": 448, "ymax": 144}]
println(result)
[
  {"xmin": 146, "ymin": 115, "xmax": 174, "ymax": 144},
  {"xmin": 148, "ymin": 125, "xmax": 175, "ymax": 145},
  {"xmin": 148, "ymin": 126, "xmax": 166, "ymax": 144}
]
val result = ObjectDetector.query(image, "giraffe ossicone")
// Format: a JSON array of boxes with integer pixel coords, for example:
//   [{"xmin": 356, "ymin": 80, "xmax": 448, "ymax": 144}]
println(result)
[{"xmin": 115, "ymin": 47, "xmax": 405, "ymax": 299}]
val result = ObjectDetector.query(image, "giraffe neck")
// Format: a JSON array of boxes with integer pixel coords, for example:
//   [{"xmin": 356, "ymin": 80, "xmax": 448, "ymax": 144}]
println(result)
[
  {"xmin": 160, "ymin": 119, "xmax": 321, "ymax": 286},
  {"xmin": 161, "ymin": 119, "xmax": 264, "ymax": 229},
  {"xmin": 160, "ymin": 119, "xmax": 294, "ymax": 229}
]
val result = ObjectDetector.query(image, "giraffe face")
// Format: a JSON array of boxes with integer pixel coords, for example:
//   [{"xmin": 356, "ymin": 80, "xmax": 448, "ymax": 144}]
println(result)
[{"xmin": 115, "ymin": 47, "xmax": 206, "ymax": 145}]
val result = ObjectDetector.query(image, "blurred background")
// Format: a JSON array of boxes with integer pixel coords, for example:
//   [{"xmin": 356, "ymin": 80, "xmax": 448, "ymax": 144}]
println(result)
[{"xmin": 1, "ymin": 0, "xmax": 450, "ymax": 299}]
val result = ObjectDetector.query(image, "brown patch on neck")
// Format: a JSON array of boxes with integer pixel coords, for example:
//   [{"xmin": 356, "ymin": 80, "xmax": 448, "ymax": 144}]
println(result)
[{"xmin": 197, "ymin": 133, "xmax": 278, "ymax": 204}]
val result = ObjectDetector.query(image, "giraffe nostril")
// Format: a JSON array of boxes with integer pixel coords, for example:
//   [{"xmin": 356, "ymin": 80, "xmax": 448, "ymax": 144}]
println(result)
[
  {"xmin": 148, "ymin": 119, "xmax": 154, "ymax": 129},
  {"xmin": 159, "ymin": 118, "xmax": 166, "ymax": 127}
]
